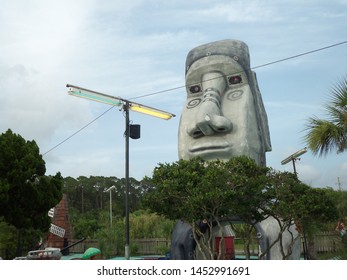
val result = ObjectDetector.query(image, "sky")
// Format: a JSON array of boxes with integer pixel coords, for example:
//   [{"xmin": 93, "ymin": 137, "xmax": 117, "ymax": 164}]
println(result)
[{"xmin": 1, "ymin": 0, "xmax": 347, "ymax": 190}]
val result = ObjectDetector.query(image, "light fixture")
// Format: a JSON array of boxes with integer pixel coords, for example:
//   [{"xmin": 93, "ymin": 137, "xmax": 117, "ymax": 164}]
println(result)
[
  {"xmin": 67, "ymin": 84, "xmax": 175, "ymax": 120},
  {"xmin": 281, "ymin": 147, "xmax": 307, "ymax": 176},
  {"xmin": 67, "ymin": 85, "xmax": 122, "ymax": 107},
  {"xmin": 281, "ymin": 147, "xmax": 307, "ymax": 165},
  {"xmin": 129, "ymin": 103, "xmax": 174, "ymax": 120},
  {"xmin": 66, "ymin": 84, "xmax": 175, "ymax": 260}
]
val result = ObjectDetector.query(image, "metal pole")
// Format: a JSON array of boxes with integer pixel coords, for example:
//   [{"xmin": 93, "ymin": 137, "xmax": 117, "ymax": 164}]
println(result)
[
  {"xmin": 291, "ymin": 158, "xmax": 297, "ymax": 177},
  {"xmin": 109, "ymin": 189, "xmax": 112, "ymax": 228},
  {"xmin": 291, "ymin": 157, "xmax": 309, "ymax": 259},
  {"xmin": 81, "ymin": 186, "xmax": 84, "ymax": 213},
  {"xmin": 124, "ymin": 102, "xmax": 130, "ymax": 260}
]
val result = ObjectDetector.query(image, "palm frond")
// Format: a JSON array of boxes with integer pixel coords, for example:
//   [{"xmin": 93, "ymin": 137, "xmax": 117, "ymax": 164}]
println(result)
[
  {"xmin": 325, "ymin": 77, "xmax": 347, "ymax": 126},
  {"xmin": 304, "ymin": 117, "xmax": 345, "ymax": 157},
  {"xmin": 303, "ymin": 76, "xmax": 347, "ymax": 156}
]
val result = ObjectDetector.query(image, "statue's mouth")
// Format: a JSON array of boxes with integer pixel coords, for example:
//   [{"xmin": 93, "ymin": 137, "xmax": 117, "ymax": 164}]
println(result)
[{"xmin": 189, "ymin": 144, "xmax": 231, "ymax": 153}]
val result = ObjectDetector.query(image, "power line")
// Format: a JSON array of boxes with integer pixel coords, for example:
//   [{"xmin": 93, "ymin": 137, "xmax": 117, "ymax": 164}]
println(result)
[
  {"xmin": 42, "ymin": 40, "xmax": 347, "ymax": 156},
  {"xmin": 131, "ymin": 40, "xmax": 347, "ymax": 100},
  {"xmin": 251, "ymin": 40, "xmax": 347, "ymax": 70},
  {"xmin": 42, "ymin": 106, "xmax": 115, "ymax": 156}
]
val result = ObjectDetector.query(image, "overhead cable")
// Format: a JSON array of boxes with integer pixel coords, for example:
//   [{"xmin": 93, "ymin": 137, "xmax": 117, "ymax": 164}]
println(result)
[{"xmin": 42, "ymin": 40, "xmax": 347, "ymax": 156}]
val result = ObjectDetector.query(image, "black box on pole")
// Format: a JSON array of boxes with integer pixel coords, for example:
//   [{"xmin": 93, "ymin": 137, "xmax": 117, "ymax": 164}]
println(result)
[{"xmin": 130, "ymin": 124, "xmax": 140, "ymax": 139}]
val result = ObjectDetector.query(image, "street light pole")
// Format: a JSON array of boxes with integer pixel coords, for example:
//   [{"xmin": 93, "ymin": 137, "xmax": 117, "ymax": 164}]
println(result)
[
  {"xmin": 292, "ymin": 158, "xmax": 297, "ymax": 176},
  {"xmin": 124, "ymin": 102, "xmax": 130, "ymax": 259},
  {"xmin": 109, "ymin": 189, "xmax": 112, "ymax": 227},
  {"xmin": 281, "ymin": 147, "xmax": 308, "ymax": 259},
  {"xmin": 66, "ymin": 84, "xmax": 175, "ymax": 260},
  {"xmin": 81, "ymin": 185, "xmax": 84, "ymax": 213},
  {"xmin": 105, "ymin": 186, "xmax": 116, "ymax": 228}
]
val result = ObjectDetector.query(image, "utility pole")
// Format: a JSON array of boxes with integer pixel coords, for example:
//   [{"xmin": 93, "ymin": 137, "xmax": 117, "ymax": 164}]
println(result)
[{"xmin": 337, "ymin": 177, "xmax": 342, "ymax": 191}]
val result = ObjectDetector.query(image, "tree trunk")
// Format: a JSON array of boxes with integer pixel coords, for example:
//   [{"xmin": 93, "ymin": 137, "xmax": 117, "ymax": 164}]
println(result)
[
  {"xmin": 244, "ymin": 229, "xmax": 251, "ymax": 260},
  {"xmin": 307, "ymin": 237, "xmax": 318, "ymax": 260}
]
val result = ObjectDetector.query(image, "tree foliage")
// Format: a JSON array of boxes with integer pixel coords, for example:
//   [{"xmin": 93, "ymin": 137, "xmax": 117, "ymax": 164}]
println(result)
[
  {"xmin": 144, "ymin": 156, "xmax": 271, "ymax": 225},
  {"xmin": 144, "ymin": 156, "xmax": 273, "ymax": 259},
  {"xmin": 266, "ymin": 171, "xmax": 338, "ymax": 229},
  {"xmin": 130, "ymin": 209, "xmax": 175, "ymax": 239},
  {"xmin": 304, "ymin": 76, "xmax": 347, "ymax": 156},
  {"xmin": 0, "ymin": 129, "xmax": 63, "ymax": 256},
  {"xmin": 62, "ymin": 175, "xmax": 172, "ymax": 257},
  {"xmin": 262, "ymin": 171, "xmax": 338, "ymax": 259},
  {"xmin": 144, "ymin": 156, "xmax": 339, "ymax": 259},
  {"xmin": 324, "ymin": 188, "xmax": 347, "ymax": 222},
  {"xmin": 63, "ymin": 175, "xmax": 149, "ymax": 218}
]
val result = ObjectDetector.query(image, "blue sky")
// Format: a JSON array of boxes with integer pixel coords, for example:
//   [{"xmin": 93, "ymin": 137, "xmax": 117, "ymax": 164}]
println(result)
[{"xmin": 1, "ymin": 0, "xmax": 347, "ymax": 189}]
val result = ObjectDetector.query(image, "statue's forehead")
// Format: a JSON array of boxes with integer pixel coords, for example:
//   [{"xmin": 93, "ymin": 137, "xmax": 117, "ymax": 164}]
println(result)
[
  {"xmin": 186, "ymin": 55, "xmax": 245, "ymax": 77},
  {"xmin": 185, "ymin": 39, "xmax": 250, "ymax": 75}
]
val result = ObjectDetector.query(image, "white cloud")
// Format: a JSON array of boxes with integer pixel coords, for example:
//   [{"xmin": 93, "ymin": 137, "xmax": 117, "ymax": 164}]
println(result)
[
  {"xmin": 0, "ymin": 63, "xmax": 94, "ymax": 146},
  {"xmin": 194, "ymin": 1, "xmax": 282, "ymax": 23},
  {"xmin": 297, "ymin": 164, "xmax": 321, "ymax": 187}
]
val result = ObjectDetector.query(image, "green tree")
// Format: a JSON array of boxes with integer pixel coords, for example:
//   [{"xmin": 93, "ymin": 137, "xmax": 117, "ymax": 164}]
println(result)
[
  {"xmin": 144, "ymin": 156, "xmax": 271, "ymax": 259},
  {"xmin": 92, "ymin": 210, "xmax": 174, "ymax": 258},
  {"xmin": 326, "ymin": 189, "xmax": 347, "ymax": 222},
  {"xmin": 0, "ymin": 129, "xmax": 63, "ymax": 257},
  {"xmin": 96, "ymin": 214, "xmax": 125, "ymax": 258},
  {"xmin": 63, "ymin": 175, "xmax": 146, "ymax": 221},
  {"xmin": 129, "ymin": 209, "xmax": 175, "ymax": 239},
  {"xmin": 0, "ymin": 217, "xmax": 17, "ymax": 259},
  {"xmin": 265, "ymin": 171, "xmax": 338, "ymax": 259},
  {"xmin": 145, "ymin": 157, "xmax": 339, "ymax": 260},
  {"xmin": 304, "ymin": 76, "xmax": 347, "ymax": 156}
]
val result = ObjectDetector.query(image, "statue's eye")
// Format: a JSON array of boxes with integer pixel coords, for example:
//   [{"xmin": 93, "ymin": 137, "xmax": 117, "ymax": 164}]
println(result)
[
  {"xmin": 228, "ymin": 75, "xmax": 242, "ymax": 85},
  {"xmin": 189, "ymin": 84, "xmax": 202, "ymax": 94}
]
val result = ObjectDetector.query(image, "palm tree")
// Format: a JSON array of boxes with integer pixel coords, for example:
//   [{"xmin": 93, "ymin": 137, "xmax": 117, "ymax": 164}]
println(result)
[{"xmin": 304, "ymin": 77, "xmax": 347, "ymax": 156}]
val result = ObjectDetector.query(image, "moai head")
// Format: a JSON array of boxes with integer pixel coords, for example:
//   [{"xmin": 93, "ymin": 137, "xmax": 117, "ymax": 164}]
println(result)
[{"xmin": 178, "ymin": 39, "xmax": 271, "ymax": 166}]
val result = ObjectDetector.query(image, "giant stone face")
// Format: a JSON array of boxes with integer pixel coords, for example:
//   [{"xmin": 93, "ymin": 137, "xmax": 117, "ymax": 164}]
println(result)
[{"xmin": 178, "ymin": 39, "xmax": 271, "ymax": 166}]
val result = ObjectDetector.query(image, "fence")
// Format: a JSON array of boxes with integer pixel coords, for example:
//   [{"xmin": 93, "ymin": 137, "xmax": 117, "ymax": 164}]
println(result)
[
  {"xmin": 67, "ymin": 231, "xmax": 344, "ymax": 256},
  {"xmin": 235, "ymin": 232, "xmax": 344, "ymax": 256},
  {"xmin": 68, "ymin": 239, "xmax": 99, "ymax": 254},
  {"xmin": 314, "ymin": 231, "xmax": 344, "ymax": 253},
  {"xmin": 132, "ymin": 238, "xmax": 171, "ymax": 255},
  {"xmin": 67, "ymin": 238, "xmax": 170, "ymax": 255}
]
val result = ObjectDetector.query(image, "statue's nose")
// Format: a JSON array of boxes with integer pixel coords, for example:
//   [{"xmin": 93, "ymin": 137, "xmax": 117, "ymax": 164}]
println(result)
[{"xmin": 187, "ymin": 72, "xmax": 233, "ymax": 138}]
